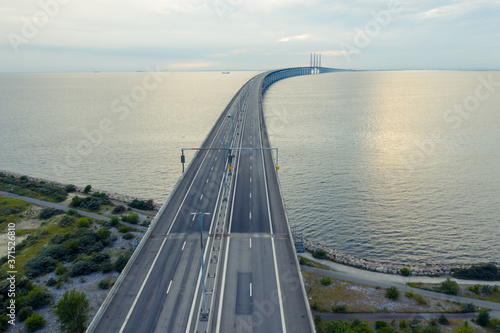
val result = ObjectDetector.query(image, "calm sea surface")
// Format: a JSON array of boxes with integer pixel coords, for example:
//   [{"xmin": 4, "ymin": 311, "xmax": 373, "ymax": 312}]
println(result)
[{"xmin": 1, "ymin": 71, "xmax": 499, "ymax": 264}]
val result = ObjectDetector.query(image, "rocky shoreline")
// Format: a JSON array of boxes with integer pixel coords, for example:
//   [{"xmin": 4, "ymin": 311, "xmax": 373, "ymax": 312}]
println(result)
[
  {"xmin": 0, "ymin": 170, "xmax": 161, "ymax": 210},
  {"xmin": 304, "ymin": 239, "xmax": 500, "ymax": 277}
]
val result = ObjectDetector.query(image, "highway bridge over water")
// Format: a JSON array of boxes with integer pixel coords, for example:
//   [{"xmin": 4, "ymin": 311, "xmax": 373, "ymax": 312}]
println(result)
[{"xmin": 87, "ymin": 66, "xmax": 346, "ymax": 333}]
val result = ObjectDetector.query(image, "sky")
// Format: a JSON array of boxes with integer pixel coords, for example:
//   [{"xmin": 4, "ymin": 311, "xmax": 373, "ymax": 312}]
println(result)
[{"xmin": 0, "ymin": 0, "xmax": 499, "ymax": 72}]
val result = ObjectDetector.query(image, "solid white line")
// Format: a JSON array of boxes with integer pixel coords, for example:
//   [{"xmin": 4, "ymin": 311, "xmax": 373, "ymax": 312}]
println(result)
[
  {"xmin": 182, "ymin": 241, "xmax": 186, "ymax": 251},
  {"xmin": 119, "ymin": 237, "xmax": 168, "ymax": 333},
  {"xmin": 271, "ymin": 237, "xmax": 287, "ymax": 333},
  {"xmin": 250, "ymin": 282, "xmax": 252, "ymax": 297},
  {"xmin": 167, "ymin": 280, "xmax": 173, "ymax": 294},
  {"xmin": 257, "ymin": 89, "xmax": 286, "ymax": 332}
]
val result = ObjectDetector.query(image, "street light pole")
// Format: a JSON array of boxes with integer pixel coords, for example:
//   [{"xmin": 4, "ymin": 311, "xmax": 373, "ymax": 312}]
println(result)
[{"xmin": 192, "ymin": 212, "xmax": 210, "ymax": 320}]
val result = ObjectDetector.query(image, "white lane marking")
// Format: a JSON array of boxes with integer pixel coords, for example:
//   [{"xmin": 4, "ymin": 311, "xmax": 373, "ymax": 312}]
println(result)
[
  {"xmin": 192, "ymin": 214, "xmax": 196, "ymax": 221},
  {"xmin": 200, "ymin": 194, "xmax": 204, "ymax": 200},
  {"xmin": 271, "ymin": 237, "xmax": 287, "ymax": 333},
  {"xmin": 249, "ymin": 212, "xmax": 252, "ymax": 220},
  {"xmin": 182, "ymin": 241, "xmax": 186, "ymax": 251},
  {"xmin": 250, "ymin": 282, "xmax": 252, "ymax": 297},
  {"xmin": 249, "ymin": 238, "xmax": 252, "ymax": 248},
  {"xmin": 211, "ymin": 166, "xmax": 214, "ymax": 171},
  {"xmin": 206, "ymin": 179, "xmax": 209, "ymax": 184},
  {"xmin": 250, "ymin": 166, "xmax": 252, "ymax": 170},
  {"xmin": 215, "ymin": 156, "xmax": 217, "ymax": 160},
  {"xmin": 167, "ymin": 280, "xmax": 173, "ymax": 294},
  {"xmin": 119, "ymin": 237, "xmax": 168, "ymax": 333},
  {"xmin": 250, "ymin": 177, "xmax": 252, "ymax": 183},
  {"xmin": 249, "ymin": 192, "xmax": 252, "ymax": 199}
]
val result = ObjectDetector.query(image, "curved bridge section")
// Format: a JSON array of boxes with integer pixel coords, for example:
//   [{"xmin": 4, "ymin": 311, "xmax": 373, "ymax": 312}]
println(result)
[{"xmin": 88, "ymin": 67, "xmax": 342, "ymax": 333}]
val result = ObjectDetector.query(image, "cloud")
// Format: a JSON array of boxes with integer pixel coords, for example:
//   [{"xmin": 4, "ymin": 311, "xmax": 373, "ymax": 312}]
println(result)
[
  {"xmin": 418, "ymin": 1, "xmax": 499, "ymax": 19},
  {"xmin": 279, "ymin": 34, "xmax": 310, "ymax": 42}
]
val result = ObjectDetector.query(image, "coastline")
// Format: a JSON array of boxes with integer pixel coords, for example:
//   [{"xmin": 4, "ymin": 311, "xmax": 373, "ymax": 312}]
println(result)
[
  {"xmin": 2, "ymin": 169, "xmax": 498, "ymax": 278},
  {"xmin": 304, "ymin": 239, "xmax": 500, "ymax": 277},
  {"xmin": 0, "ymin": 169, "xmax": 161, "ymax": 210}
]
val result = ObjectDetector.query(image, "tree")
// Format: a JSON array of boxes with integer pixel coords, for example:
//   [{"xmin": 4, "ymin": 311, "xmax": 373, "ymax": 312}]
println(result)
[
  {"xmin": 476, "ymin": 309, "xmax": 490, "ymax": 327},
  {"xmin": 54, "ymin": 289, "xmax": 92, "ymax": 333},
  {"xmin": 84, "ymin": 185, "xmax": 92, "ymax": 194}
]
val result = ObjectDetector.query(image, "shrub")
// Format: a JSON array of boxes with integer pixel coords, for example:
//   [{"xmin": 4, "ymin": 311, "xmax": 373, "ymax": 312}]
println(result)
[
  {"xmin": 55, "ymin": 266, "xmax": 68, "ymax": 276},
  {"xmin": 128, "ymin": 199, "xmax": 155, "ymax": 210},
  {"xmin": 24, "ymin": 313, "xmax": 46, "ymax": 332},
  {"xmin": 24, "ymin": 256, "xmax": 56, "ymax": 277},
  {"xmin": 440, "ymin": 278, "xmax": 459, "ymax": 295},
  {"xmin": 98, "ymin": 279, "xmax": 112, "ymax": 290},
  {"xmin": 332, "ymin": 305, "xmax": 347, "ymax": 313},
  {"xmin": 468, "ymin": 285, "xmax": 481, "ymax": 295},
  {"xmin": 122, "ymin": 213, "xmax": 139, "ymax": 224},
  {"xmin": 375, "ymin": 321, "xmax": 389, "ymax": 330},
  {"xmin": 18, "ymin": 306, "xmax": 34, "ymax": 322},
  {"xmin": 123, "ymin": 232, "xmax": 134, "ymax": 240},
  {"xmin": 320, "ymin": 277, "xmax": 332, "ymax": 286},
  {"xmin": 54, "ymin": 289, "xmax": 91, "ymax": 333},
  {"xmin": 476, "ymin": 310, "xmax": 490, "ymax": 327},
  {"xmin": 66, "ymin": 208, "xmax": 80, "ymax": 216},
  {"xmin": 58, "ymin": 215, "xmax": 75, "ymax": 227},
  {"xmin": 460, "ymin": 303, "xmax": 476, "ymax": 313},
  {"xmin": 118, "ymin": 225, "xmax": 132, "ymax": 233},
  {"xmin": 312, "ymin": 249, "xmax": 328, "ymax": 259},
  {"xmin": 112, "ymin": 205, "xmax": 126, "ymax": 214},
  {"xmin": 115, "ymin": 251, "xmax": 132, "ymax": 273},
  {"xmin": 77, "ymin": 218, "xmax": 90, "ymax": 228},
  {"xmin": 0, "ymin": 314, "xmax": 8, "ymax": 330},
  {"xmin": 38, "ymin": 207, "xmax": 65, "ymax": 219},
  {"xmin": 84, "ymin": 185, "xmax": 92, "ymax": 194},
  {"xmin": 400, "ymin": 268, "xmax": 411, "ymax": 276},
  {"xmin": 481, "ymin": 285, "xmax": 494, "ymax": 295},
  {"xmin": 453, "ymin": 264, "xmax": 500, "ymax": 281},
  {"xmin": 26, "ymin": 286, "xmax": 52, "ymax": 309},
  {"xmin": 97, "ymin": 227, "xmax": 111, "ymax": 240},
  {"xmin": 399, "ymin": 319, "xmax": 408, "ymax": 329},
  {"xmin": 438, "ymin": 315, "xmax": 450, "ymax": 325},
  {"xmin": 101, "ymin": 261, "xmax": 114, "ymax": 273},
  {"xmin": 65, "ymin": 184, "xmax": 76, "ymax": 192},
  {"xmin": 47, "ymin": 277, "xmax": 57, "ymax": 287},
  {"xmin": 110, "ymin": 216, "xmax": 120, "ymax": 227},
  {"xmin": 69, "ymin": 260, "xmax": 98, "ymax": 277},
  {"xmin": 386, "ymin": 286, "xmax": 400, "ymax": 300}
]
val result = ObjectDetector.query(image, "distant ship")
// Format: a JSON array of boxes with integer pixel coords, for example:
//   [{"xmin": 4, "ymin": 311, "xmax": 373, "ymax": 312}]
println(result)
[{"xmin": 222, "ymin": 71, "xmax": 230, "ymax": 74}]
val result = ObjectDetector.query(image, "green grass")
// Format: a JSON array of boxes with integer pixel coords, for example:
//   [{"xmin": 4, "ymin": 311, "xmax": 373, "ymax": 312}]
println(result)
[
  {"xmin": 299, "ymin": 256, "xmax": 333, "ymax": 270},
  {"xmin": 0, "ymin": 196, "xmax": 29, "ymax": 226},
  {"xmin": 408, "ymin": 282, "xmax": 500, "ymax": 303}
]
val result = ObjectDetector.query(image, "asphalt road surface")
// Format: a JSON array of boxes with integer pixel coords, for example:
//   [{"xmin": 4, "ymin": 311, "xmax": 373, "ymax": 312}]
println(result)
[{"xmin": 89, "ymin": 71, "xmax": 314, "ymax": 333}]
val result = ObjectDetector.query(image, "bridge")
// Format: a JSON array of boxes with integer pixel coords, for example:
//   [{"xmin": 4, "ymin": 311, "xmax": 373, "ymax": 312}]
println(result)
[{"xmin": 87, "ymin": 66, "xmax": 347, "ymax": 333}]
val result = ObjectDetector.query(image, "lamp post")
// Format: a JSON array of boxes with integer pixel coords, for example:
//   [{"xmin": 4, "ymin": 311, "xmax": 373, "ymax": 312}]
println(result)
[{"xmin": 192, "ymin": 212, "xmax": 210, "ymax": 320}]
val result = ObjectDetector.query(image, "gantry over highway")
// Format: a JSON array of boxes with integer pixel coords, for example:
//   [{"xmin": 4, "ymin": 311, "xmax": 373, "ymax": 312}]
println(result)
[{"xmin": 87, "ymin": 65, "xmax": 347, "ymax": 333}]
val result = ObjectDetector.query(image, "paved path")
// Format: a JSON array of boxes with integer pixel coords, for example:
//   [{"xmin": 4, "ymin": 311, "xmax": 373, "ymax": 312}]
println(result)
[
  {"xmin": 312, "ymin": 311, "xmax": 477, "ymax": 321},
  {"xmin": 301, "ymin": 255, "xmax": 500, "ymax": 318},
  {"xmin": 0, "ymin": 191, "xmax": 147, "ymax": 230}
]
